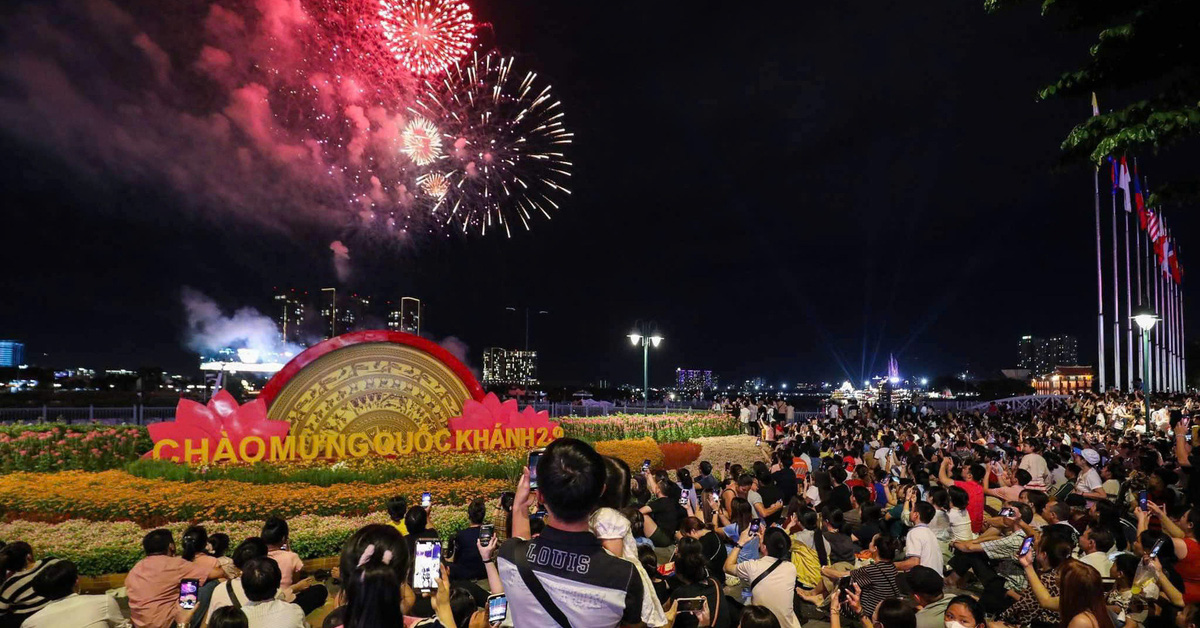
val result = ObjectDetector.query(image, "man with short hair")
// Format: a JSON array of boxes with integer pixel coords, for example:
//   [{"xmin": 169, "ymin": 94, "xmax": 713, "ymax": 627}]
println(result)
[
  {"xmin": 238, "ymin": 557, "xmax": 306, "ymax": 627},
  {"xmin": 895, "ymin": 501, "xmax": 943, "ymax": 574},
  {"xmin": 907, "ymin": 566, "xmax": 951, "ymax": 628},
  {"xmin": 1079, "ymin": 526, "xmax": 1115, "ymax": 576},
  {"xmin": 24, "ymin": 560, "xmax": 128, "ymax": 627},
  {"xmin": 500, "ymin": 438, "xmax": 643, "ymax": 628},
  {"xmin": 938, "ymin": 458, "xmax": 986, "ymax": 534},
  {"xmin": 947, "ymin": 501, "xmax": 1033, "ymax": 614},
  {"xmin": 449, "ymin": 497, "xmax": 488, "ymax": 581},
  {"xmin": 205, "ymin": 538, "xmax": 278, "ymax": 623},
  {"xmin": 696, "ymin": 461, "xmax": 719, "ymax": 493},
  {"xmin": 125, "ymin": 529, "xmax": 225, "ymax": 628}
]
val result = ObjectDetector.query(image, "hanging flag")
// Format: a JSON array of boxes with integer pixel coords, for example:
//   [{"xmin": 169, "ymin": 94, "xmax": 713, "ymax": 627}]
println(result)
[
  {"xmin": 1161, "ymin": 236, "xmax": 1173, "ymax": 276},
  {"xmin": 1109, "ymin": 157, "xmax": 1119, "ymax": 192},
  {"xmin": 1148, "ymin": 210, "xmax": 1163, "ymax": 245},
  {"xmin": 1133, "ymin": 165, "xmax": 1147, "ymax": 229},
  {"xmin": 1118, "ymin": 157, "xmax": 1133, "ymax": 213},
  {"xmin": 1170, "ymin": 245, "xmax": 1182, "ymax": 284}
]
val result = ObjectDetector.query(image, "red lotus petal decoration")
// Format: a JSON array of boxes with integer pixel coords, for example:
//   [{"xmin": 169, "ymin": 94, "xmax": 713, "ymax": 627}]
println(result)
[
  {"xmin": 447, "ymin": 393, "xmax": 558, "ymax": 443},
  {"xmin": 144, "ymin": 394, "xmax": 292, "ymax": 461}
]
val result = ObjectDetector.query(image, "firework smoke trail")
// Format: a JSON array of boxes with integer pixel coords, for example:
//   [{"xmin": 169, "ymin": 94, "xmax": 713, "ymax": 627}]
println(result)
[
  {"xmin": 412, "ymin": 52, "xmax": 573, "ymax": 237},
  {"xmin": 0, "ymin": 0, "xmax": 422, "ymax": 238}
]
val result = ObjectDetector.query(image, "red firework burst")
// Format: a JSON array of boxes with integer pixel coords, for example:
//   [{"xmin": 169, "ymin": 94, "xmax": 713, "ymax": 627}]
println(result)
[{"xmin": 378, "ymin": 0, "xmax": 475, "ymax": 76}]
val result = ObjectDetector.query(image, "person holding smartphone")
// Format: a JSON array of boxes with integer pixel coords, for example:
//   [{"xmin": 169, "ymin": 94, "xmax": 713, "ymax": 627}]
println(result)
[
  {"xmin": 124, "ymin": 529, "xmax": 226, "ymax": 628},
  {"xmin": 448, "ymin": 497, "xmax": 489, "ymax": 582},
  {"xmin": 501, "ymin": 439, "xmax": 645, "ymax": 628}
]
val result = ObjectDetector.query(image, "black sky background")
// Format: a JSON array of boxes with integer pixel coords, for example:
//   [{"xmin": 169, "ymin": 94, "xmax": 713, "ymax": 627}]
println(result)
[{"xmin": 1, "ymin": 0, "xmax": 1194, "ymax": 388}]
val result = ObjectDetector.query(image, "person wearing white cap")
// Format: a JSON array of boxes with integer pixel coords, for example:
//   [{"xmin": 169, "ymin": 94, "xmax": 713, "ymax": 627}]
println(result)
[{"xmin": 1072, "ymin": 448, "xmax": 1106, "ymax": 505}]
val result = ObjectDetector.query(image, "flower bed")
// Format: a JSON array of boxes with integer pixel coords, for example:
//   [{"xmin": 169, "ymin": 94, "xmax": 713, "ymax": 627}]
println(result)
[
  {"xmin": 684, "ymin": 435, "xmax": 767, "ymax": 478},
  {"xmin": 0, "ymin": 508, "xmax": 475, "ymax": 576},
  {"xmin": 559, "ymin": 413, "xmax": 738, "ymax": 442},
  {"xmin": 594, "ymin": 438, "xmax": 665, "ymax": 471},
  {"xmin": 0, "ymin": 425, "xmax": 150, "ymax": 472},
  {"xmin": 659, "ymin": 441, "xmax": 703, "ymax": 470},
  {"xmin": 125, "ymin": 449, "xmax": 526, "ymax": 485},
  {"xmin": 0, "ymin": 470, "xmax": 508, "ymax": 526}
]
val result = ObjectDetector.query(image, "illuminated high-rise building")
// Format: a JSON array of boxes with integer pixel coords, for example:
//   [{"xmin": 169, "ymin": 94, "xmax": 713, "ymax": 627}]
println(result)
[
  {"xmin": 675, "ymin": 368, "xmax": 714, "ymax": 395},
  {"xmin": 1018, "ymin": 335, "xmax": 1079, "ymax": 377},
  {"xmin": 387, "ymin": 297, "xmax": 422, "ymax": 335},
  {"xmin": 320, "ymin": 289, "xmax": 371, "ymax": 338},
  {"xmin": 0, "ymin": 341, "xmax": 25, "ymax": 368},
  {"xmin": 482, "ymin": 348, "xmax": 538, "ymax": 385},
  {"xmin": 272, "ymin": 288, "xmax": 308, "ymax": 345}
]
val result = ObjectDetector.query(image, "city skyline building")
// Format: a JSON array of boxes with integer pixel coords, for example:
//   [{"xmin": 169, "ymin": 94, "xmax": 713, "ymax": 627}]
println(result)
[
  {"xmin": 387, "ymin": 297, "xmax": 422, "ymax": 335},
  {"xmin": 272, "ymin": 288, "xmax": 308, "ymax": 345},
  {"xmin": 482, "ymin": 348, "xmax": 538, "ymax": 386},
  {"xmin": 0, "ymin": 341, "xmax": 25, "ymax": 368},
  {"xmin": 675, "ymin": 368, "xmax": 714, "ymax": 396},
  {"xmin": 1017, "ymin": 335, "xmax": 1079, "ymax": 376}
]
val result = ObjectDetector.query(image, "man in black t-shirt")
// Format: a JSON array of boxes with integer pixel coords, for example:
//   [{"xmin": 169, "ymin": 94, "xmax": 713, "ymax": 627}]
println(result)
[{"xmin": 499, "ymin": 439, "xmax": 643, "ymax": 628}]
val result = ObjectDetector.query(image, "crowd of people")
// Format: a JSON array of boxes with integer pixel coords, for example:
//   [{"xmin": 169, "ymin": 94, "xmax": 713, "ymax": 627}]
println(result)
[{"xmin": 0, "ymin": 390, "xmax": 1197, "ymax": 628}]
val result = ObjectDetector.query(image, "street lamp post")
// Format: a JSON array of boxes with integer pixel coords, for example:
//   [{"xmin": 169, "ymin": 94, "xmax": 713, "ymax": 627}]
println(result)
[
  {"xmin": 627, "ymin": 322, "xmax": 663, "ymax": 412},
  {"xmin": 1133, "ymin": 304, "xmax": 1159, "ymax": 422}
]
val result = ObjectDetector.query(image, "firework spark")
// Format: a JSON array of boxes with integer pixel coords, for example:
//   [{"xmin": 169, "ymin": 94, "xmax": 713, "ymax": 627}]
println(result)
[
  {"xmin": 401, "ymin": 117, "xmax": 443, "ymax": 165},
  {"xmin": 378, "ymin": 0, "xmax": 475, "ymax": 76},
  {"xmin": 418, "ymin": 172, "xmax": 450, "ymax": 198},
  {"xmin": 412, "ymin": 52, "xmax": 573, "ymax": 236}
]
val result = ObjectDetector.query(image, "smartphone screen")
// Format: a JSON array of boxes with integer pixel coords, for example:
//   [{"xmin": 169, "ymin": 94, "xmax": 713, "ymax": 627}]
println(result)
[
  {"xmin": 1139, "ymin": 490, "xmax": 1149, "ymax": 512},
  {"xmin": 755, "ymin": 437, "xmax": 762, "ymax": 447},
  {"xmin": 528, "ymin": 448, "xmax": 545, "ymax": 490},
  {"xmin": 421, "ymin": 492, "xmax": 432, "ymax": 508},
  {"xmin": 487, "ymin": 594, "xmax": 508, "ymax": 623},
  {"xmin": 413, "ymin": 540, "xmax": 442, "ymax": 592},
  {"xmin": 479, "ymin": 523, "xmax": 495, "ymax": 546},
  {"xmin": 642, "ymin": 459, "xmax": 651, "ymax": 473},
  {"xmin": 999, "ymin": 507, "xmax": 1015, "ymax": 518},
  {"xmin": 179, "ymin": 578, "xmax": 199, "ymax": 610},
  {"xmin": 1151, "ymin": 538, "xmax": 1166, "ymax": 558},
  {"xmin": 749, "ymin": 519, "xmax": 761, "ymax": 534},
  {"xmin": 1019, "ymin": 536, "xmax": 1035, "ymax": 557},
  {"xmin": 676, "ymin": 597, "xmax": 705, "ymax": 613}
]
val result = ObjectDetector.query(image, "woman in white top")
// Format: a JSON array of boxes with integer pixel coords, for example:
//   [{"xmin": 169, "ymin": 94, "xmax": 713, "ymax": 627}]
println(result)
[
  {"xmin": 590, "ymin": 457, "xmax": 667, "ymax": 627},
  {"xmin": 947, "ymin": 485, "xmax": 975, "ymax": 542}
]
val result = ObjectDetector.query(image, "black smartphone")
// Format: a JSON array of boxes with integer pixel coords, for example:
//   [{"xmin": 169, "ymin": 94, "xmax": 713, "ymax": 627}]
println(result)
[
  {"xmin": 479, "ymin": 523, "xmax": 495, "ymax": 546},
  {"xmin": 1139, "ymin": 490, "xmax": 1149, "ymax": 512},
  {"xmin": 179, "ymin": 578, "xmax": 199, "ymax": 610},
  {"xmin": 487, "ymin": 594, "xmax": 508, "ymax": 623},
  {"xmin": 1150, "ymin": 537, "xmax": 1167, "ymax": 558},
  {"xmin": 999, "ymin": 507, "xmax": 1016, "ymax": 518},
  {"xmin": 749, "ymin": 518, "xmax": 762, "ymax": 534},
  {"xmin": 642, "ymin": 459, "xmax": 651, "ymax": 473},
  {"xmin": 679, "ymin": 488, "xmax": 690, "ymax": 506},
  {"xmin": 413, "ymin": 539, "xmax": 442, "ymax": 592},
  {"xmin": 838, "ymin": 576, "xmax": 852, "ymax": 591},
  {"xmin": 528, "ymin": 448, "xmax": 546, "ymax": 490},
  {"xmin": 1019, "ymin": 536, "xmax": 1035, "ymax": 557},
  {"xmin": 421, "ymin": 491, "xmax": 432, "ymax": 508},
  {"xmin": 676, "ymin": 596, "xmax": 706, "ymax": 614}
]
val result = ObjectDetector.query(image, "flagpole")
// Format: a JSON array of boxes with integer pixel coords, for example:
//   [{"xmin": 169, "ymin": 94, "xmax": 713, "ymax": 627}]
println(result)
[
  {"xmin": 1158, "ymin": 233, "xmax": 1166, "ymax": 392},
  {"xmin": 1135, "ymin": 201, "xmax": 1144, "ymax": 389},
  {"xmin": 1181, "ymin": 288, "xmax": 1187, "ymax": 391},
  {"xmin": 1125, "ymin": 206, "xmax": 1134, "ymax": 390},
  {"xmin": 1113, "ymin": 182, "xmax": 1122, "ymax": 390},
  {"xmin": 1174, "ymin": 279, "xmax": 1181, "ymax": 391},
  {"xmin": 1095, "ymin": 165, "xmax": 1107, "ymax": 393}
]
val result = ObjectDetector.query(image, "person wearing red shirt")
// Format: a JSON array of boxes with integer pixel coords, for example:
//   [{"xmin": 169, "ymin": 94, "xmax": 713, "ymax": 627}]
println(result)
[{"xmin": 938, "ymin": 457, "xmax": 986, "ymax": 534}]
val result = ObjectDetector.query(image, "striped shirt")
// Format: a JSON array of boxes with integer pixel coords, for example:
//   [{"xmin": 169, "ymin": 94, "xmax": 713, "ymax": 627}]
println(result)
[
  {"xmin": 0, "ymin": 559, "xmax": 61, "ymax": 623},
  {"xmin": 846, "ymin": 561, "xmax": 901, "ymax": 619}
]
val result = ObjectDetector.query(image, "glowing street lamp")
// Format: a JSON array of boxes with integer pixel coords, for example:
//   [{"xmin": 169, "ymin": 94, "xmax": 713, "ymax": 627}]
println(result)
[
  {"xmin": 1132, "ymin": 303, "xmax": 1159, "ymax": 419},
  {"xmin": 627, "ymin": 322, "xmax": 662, "ymax": 411}
]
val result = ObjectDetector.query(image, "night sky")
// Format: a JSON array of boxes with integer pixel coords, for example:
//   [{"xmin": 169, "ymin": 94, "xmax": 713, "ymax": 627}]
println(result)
[{"xmin": 0, "ymin": 0, "xmax": 1193, "ymax": 387}]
